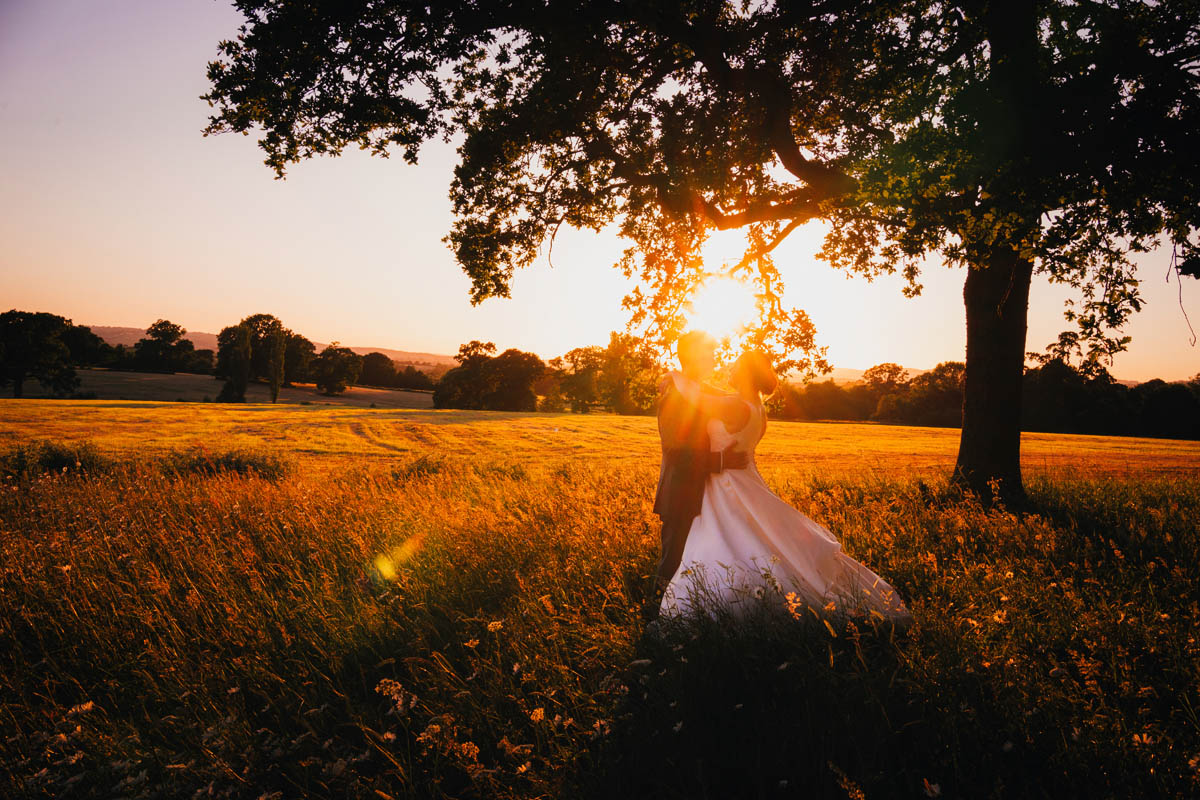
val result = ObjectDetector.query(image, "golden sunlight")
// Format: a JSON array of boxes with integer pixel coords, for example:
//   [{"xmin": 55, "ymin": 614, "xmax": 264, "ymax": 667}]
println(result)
[{"xmin": 685, "ymin": 277, "xmax": 759, "ymax": 340}]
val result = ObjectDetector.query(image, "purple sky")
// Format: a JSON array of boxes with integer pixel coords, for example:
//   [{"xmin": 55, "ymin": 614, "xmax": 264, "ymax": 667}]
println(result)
[{"xmin": 1, "ymin": 0, "xmax": 1196, "ymax": 381}]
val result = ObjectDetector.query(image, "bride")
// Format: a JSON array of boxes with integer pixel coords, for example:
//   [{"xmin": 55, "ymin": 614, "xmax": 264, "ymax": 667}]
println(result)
[{"xmin": 659, "ymin": 351, "xmax": 913, "ymax": 627}]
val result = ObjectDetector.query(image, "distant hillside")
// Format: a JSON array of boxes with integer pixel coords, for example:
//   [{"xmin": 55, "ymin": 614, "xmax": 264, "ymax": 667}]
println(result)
[
  {"xmin": 89, "ymin": 325, "xmax": 220, "ymax": 351},
  {"xmin": 87, "ymin": 326, "xmax": 457, "ymax": 367}
]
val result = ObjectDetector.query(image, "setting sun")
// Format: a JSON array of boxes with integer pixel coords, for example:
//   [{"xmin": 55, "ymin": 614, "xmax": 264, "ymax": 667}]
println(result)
[{"xmin": 685, "ymin": 277, "xmax": 759, "ymax": 340}]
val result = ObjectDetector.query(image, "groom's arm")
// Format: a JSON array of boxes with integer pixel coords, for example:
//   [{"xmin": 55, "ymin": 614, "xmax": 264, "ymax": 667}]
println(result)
[{"xmin": 657, "ymin": 378, "xmax": 748, "ymax": 471}]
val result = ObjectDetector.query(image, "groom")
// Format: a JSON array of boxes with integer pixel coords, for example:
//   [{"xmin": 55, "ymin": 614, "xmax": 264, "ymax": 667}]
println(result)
[{"xmin": 652, "ymin": 331, "xmax": 747, "ymax": 598}]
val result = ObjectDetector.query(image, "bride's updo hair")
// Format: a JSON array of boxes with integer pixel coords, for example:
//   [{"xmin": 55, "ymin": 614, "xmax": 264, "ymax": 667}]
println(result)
[{"xmin": 736, "ymin": 350, "xmax": 778, "ymax": 396}]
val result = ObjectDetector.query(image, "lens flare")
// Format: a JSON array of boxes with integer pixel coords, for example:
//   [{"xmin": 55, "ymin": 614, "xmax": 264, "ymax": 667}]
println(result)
[
  {"xmin": 686, "ymin": 277, "xmax": 759, "ymax": 340},
  {"xmin": 371, "ymin": 535, "xmax": 423, "ymax": 583}
]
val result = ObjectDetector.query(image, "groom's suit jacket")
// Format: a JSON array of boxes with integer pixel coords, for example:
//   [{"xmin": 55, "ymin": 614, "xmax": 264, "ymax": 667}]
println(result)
[{"xmin": 653, "ymin": 374, "xmax": 714, "ymax": 527}]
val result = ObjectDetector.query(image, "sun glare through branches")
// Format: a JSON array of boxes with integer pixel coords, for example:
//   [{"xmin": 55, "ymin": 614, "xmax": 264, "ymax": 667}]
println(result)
[{"xmin": 685, "ymin": 277, "xmax": 759, "ymax": 343}]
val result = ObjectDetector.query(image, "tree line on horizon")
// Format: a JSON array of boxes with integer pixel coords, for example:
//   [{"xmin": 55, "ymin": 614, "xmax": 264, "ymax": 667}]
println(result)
[
  {"xmin": 432, "ymin": 333, "xmax": 1200, "ymax": 441},
  {"xmin": 3, "ymin": 308, "xmax": 1197, "ymax": 440},
  {"xmin": 0, "ymin": 310, "xmax": 437, "ymax": 402}
]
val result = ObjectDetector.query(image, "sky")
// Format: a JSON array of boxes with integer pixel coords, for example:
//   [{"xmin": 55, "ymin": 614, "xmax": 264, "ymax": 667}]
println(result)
[{"xmin": 1, "ymin": 0, "xmax": 1196, "ymax": 382}]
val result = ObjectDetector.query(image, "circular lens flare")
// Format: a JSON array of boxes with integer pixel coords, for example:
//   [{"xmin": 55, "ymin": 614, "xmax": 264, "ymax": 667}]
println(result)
[{"xmin": 686, "ymin": 277, "xmax": 758, "ymax": 340}]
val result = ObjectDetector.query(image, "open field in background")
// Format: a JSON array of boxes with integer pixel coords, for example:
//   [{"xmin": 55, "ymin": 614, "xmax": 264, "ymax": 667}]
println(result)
[
  {"xmin": 26, "ymin": 369, "xmax": 435, "ymax": 409},
  {"xmin": 1, "ymin": 399, "xmax": 1198, "ymax": 479},
  {"xmin": 2, "ymin": 402, "xmax": 1199, "ymax": 798}
]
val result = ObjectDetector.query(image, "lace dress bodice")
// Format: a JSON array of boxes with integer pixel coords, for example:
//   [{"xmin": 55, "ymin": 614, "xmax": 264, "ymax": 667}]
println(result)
[{"xmin": 708, "ymin": 400, "xmax": 764, "ymax": 467}]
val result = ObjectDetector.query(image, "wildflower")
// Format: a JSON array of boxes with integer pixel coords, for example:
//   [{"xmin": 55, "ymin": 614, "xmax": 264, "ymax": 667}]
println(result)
[
  {"xmin": 375, "ymin": 679, "xmax": 417, "ymax": 716},
  {"xmin": 517, "ymin": 761, "xmax": 531, "ymax": 774},
  {"xmin": 752, "ymin": 586, "xmax": 765, "ymax": 600},
  {"xmin": 529, "ymin": 707, "xmax": 545, "ymax": 723},
  {"xmin": 464, "ymin": 638, "xmax": 480, "ymax": 648},
  {"xmin": 922, "ymin": 778, "xmax": 942, "ymax": 797},
  {"xmin": 487, "ymin": 620, "xmax": 503, "ymax": 632},
  {"xmin": 1132, "ymin": 733, "xmax": 1155, "ymax": 746},
  {"xmin": 66, "ymin": 701, "xmax": 95, "ymax": 717},
  {"xmin": 672, "ymin": 721, "xmax": 683, "ymax": 733},
  {"xmin": 777, "ymin": 662, "xmax": 791, "ymax": 671}
]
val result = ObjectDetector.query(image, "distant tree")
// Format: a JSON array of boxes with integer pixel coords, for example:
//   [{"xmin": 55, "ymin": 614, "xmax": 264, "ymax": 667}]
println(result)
[
  {"xmin": 765, "ymin": 379, "xmax": 804, "ymax": 420},
  {"xmin": 283, "ymin": 332, "xmax": 315, "ymax": 385},
  {"xmin": 433, "ymin": 342, "xmax": 543, "ymax": 411},
  {"xmin": 216, "ymin": 324, "xmax": 251, "ymax": 402},
  {"xmin": 433, "ymin": 341, "xmax": 499, "ymax": 409},
  {"xmin": 266, "ymin": 321, "xmax": 287, "ymax": 402},
  {"xmin": 360, "ymin": 352, "xmax": 397, "ymax": 387},
  {"xmin": 312, "ymin": 343, "xmax": 362, "ymax": 395},
  {"xmin": 599, "ymin": 332, "xmax": 659, "ymax": 415},
  {"xmin": 534, "ymin": 363, "xmax": 567, "ymax": 412},
  {"xmin": 433, "ymin": 368, "xmax": 475, "ymax": 409},
  {"xmin": 1021, "ymin": 359, "xmax": 1090, "ymax": 433},
  {"xmin": 61, "ymin": 324, "xmax": 111, "ymax": 367},
  {"xmin": 905, "ymin": 362, "xmax": 966, "ymax": 428},
  {"xmin": 434, "ymin": 341, "xmax": 496, "ymax": 409},
  {"xmin": 1022, "ymin": 358, "xmax": 1135, "ymax": 436},
  {"xmin": 1132, "ymin": 380, "xmax": 1200, "ymax": 440},
  {"xmin": 558, "ymin": 346, "xmax": 604, "ymax": 413},
  {"xmin": 395, "ymin": 365, "xmax": 434, "ymax": 391},
  {"xmin": 863, "ymin": 362, "xmax": 913, "ymax": 421},
  {"xmin": 238, "ymin": 313, "xmax": 285, "ymax": 380},
  {"xmin": 801, "ymin": 380, "xmax": 855, "ymax": 421},
  {"xmin": 483, "ymin": 349, "xmax": 544, "ymax": 411},
  {"xmin": 134, "ymin": 319, "xmax": 195, "ymax": 373},
  {"xmin": 187, "ymin": 349, "xmax": 216, "ymax": 374},
  {"xmin": 457, "ymin": 340, "xmax": 497, "ymax": 365},
  {"xmin": 862, "ymin": 363, "xmax": 911, "ymax": 392},
  {"xmin": 0, "ymin": 310, "xmax": 79, "ymax": 398},
  {"xmin": 106, "ymin": 343, "xmax": 137, "ymax": 371}
]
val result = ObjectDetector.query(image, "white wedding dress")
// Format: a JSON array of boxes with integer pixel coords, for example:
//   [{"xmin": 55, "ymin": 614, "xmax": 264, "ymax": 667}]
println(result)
[{"xmin": 659, "ymin": 397, "xmax": 913, "ymax": 626}]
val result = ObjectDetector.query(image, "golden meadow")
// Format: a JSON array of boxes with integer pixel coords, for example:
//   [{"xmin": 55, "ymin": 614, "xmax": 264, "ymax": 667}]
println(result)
[{"xmin": 2, "ymin": 400, "xmax": 1199, "ymax": 798}]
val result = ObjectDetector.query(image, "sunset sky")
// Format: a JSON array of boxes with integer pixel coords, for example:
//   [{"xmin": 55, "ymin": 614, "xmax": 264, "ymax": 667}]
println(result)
[{"xmin": 1, "ymin": 0, "xmax": 1196, "ymax": 381}]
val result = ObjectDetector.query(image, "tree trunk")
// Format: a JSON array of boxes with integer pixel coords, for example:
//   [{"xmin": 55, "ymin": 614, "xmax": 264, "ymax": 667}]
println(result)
[{"xmin": 953, "ymin": 249, "xmax": 1033, "ymax": 502}]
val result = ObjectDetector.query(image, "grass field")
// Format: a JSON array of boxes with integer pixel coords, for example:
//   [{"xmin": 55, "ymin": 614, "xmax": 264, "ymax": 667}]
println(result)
[
  {"xmin": 2, "ymin": 402, "xmax": 1199, "ymax": 798},
  {"xmin": 2, "ymin": 399, "xmax": 1197, "ymax": 477},
  {"xmin": 36, "ymin": 369, "xmax": 436, "ymax": 409}
]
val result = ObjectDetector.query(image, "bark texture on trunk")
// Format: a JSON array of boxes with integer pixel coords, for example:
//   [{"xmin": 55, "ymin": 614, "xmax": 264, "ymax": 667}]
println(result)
[{"xmin": 953, "ymin": 250, "xmax": 1033, "ymax": 502}]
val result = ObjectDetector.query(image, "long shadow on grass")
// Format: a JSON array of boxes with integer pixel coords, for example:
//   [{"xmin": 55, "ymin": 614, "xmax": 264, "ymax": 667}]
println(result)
[{"xmin": 581, "ymin": 605, "xmax": 1066, "ymax": 800}]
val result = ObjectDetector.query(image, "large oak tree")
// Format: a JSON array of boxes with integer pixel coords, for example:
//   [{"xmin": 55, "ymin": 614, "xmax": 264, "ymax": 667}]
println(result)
[{"xmin": 204, "ymin": 0, "xmax": 1199, "ymax": 499}]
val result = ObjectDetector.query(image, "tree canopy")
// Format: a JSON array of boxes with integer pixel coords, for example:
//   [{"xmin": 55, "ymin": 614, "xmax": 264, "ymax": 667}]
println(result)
[
  {"xmin": 0, "ymin": 310, "xmax": 79, "ymax": 398},
  {"xmin": 206, "ymin": 0, "xmax": 1198, "ymax": 356},
  {"xmin": 312, "ymin": 343, "xmax": 364, "ymax": 395}
]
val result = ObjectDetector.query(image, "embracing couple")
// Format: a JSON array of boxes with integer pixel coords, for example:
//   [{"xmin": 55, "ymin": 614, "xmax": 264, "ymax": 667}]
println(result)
[{"xmin": 651, "ymin": 331, "xmax": 913, "ymax": 625}]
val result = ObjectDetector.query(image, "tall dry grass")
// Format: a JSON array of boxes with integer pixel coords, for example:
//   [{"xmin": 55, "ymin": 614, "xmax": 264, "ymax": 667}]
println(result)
[{"xmin": 1, "ymin": 442, "xmax": 1198, "ymax": 798}]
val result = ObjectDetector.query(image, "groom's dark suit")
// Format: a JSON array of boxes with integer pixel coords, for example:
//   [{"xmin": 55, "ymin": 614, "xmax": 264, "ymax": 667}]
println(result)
[{"xmin": 652, "ymin": 374, "xmax": 743, "ymax": 591}]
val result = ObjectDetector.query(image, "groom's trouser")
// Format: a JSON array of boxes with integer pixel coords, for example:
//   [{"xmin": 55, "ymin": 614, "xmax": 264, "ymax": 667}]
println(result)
[{"xmin": 655, "ymin": 515, "xmax": 696, "ymax": 592}]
